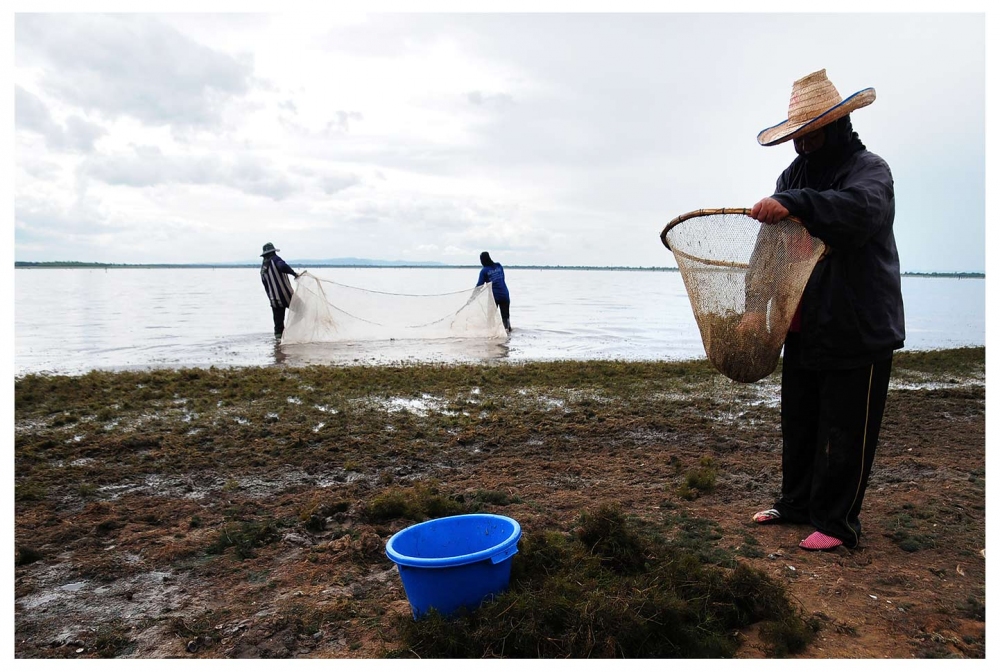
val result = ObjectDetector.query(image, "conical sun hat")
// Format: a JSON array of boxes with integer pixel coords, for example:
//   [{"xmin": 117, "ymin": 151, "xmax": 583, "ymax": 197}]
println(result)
[{"xmin": 757, "ymin": 69, "xmax": 876, "ymax": 146}]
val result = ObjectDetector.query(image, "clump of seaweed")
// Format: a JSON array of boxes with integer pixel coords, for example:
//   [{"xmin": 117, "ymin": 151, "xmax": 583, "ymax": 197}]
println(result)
[
  {"xmin": 678, "ymin": 456, "xmax": 718, "ymax": 500},
  {"xmin": 298, "ymin": 499, "xmax": 351, "ymax": 533},
  {"xmin": 363, "ymin": 481, "xmax": 469, "ymax": 524},
  {"xmin": 206, "ymin": 518, "xmax": 283, "ymax": 560},
  {"xmin": 15, "ymin": 546, "xmax": 43, "ymax": 566},
  {"xmin": 576, "ymin": 504, "xmax": 649, "ymax": 573},
  {"xmin": 91, "ymin": 618, "xmax": 137, "ymax": 658},
  {"xmin": 398, "ymin": 504, "xmax": 816, "ymax": 658}
]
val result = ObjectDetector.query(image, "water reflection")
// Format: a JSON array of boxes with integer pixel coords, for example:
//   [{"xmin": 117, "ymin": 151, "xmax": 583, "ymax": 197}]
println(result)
[
  {"xmin": 278, "ymin": 337, "xmax": 510, "ymax": 367},
  {"xmin": 273, "ymin": 338, "xmax": 288, "ymax": 365}
]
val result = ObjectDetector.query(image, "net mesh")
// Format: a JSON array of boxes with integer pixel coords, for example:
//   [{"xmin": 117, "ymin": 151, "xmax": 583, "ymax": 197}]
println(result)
[
  {"xmin": 661, "ymin": 209, "xmax": 827, "ymax": 383},
  {"xmin": 282, "ymin": 272, "xmax": 509, "ymax": 344}
]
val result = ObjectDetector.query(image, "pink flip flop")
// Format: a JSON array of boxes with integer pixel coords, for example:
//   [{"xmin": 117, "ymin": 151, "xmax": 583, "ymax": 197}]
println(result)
[{"xmin": 799, "ymin": 531, "xmax": 843, "ymax": 551}]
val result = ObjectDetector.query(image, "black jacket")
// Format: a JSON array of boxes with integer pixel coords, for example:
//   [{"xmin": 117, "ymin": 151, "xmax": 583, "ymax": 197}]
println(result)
[{"xmin": 770, "ymin": 116, "xmax": 905, "ymax": 369}]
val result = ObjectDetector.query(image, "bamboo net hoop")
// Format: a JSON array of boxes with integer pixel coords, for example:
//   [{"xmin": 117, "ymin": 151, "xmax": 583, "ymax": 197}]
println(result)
[{"xmin": 660, "ymin": 208, "xmax": 827, "ymax": 383}]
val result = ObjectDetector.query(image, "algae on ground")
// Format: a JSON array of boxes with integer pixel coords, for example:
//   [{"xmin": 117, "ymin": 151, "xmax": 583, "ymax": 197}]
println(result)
[{"xmin": 13, "ymin": 349, "xmax": 986, "ymax": 659}]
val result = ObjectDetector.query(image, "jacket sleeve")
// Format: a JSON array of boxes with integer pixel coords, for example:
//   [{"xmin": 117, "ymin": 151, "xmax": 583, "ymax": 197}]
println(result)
[
  {"xmin": 476, "ymin": 268, "xmax": 488, "ymax": 287},
  {"xmin": 771, "ymin": 154, "xmax": 894, "ymax": 250},
  {"xmin": 274, "ymin": 258, "xmax": 297, "ymax": 275}
]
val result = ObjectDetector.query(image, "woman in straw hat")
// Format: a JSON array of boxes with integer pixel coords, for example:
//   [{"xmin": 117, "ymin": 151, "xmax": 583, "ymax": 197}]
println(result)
[{"xmin": 743, "ymin": 70, "xmax": 905, "ymax": 552}]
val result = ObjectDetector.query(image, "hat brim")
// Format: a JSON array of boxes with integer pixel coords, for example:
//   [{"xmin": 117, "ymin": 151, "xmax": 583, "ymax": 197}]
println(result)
[
  {"xmin": 261, "ymin": 249, "xmax": 280, "ymax": 256},
  {"xmin": 757, "ymin": 88, "xmax": 876, "ymax": 147}
]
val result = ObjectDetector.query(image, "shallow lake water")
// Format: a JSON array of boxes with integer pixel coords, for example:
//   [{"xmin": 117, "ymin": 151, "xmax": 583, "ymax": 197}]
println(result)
[{"xmin": 14, "ymin": 267, "xmax": 985, "ymax": 376}]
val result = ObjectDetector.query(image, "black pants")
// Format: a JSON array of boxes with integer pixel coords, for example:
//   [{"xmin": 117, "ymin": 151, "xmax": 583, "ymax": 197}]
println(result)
[
  {"xmin": 271, "ymin": 305, "xmax": 286, "ymax": 336},
  {"xmin": 497, "ymin": 300, "xmax": 511, "ymax": 331},
  {"xmin": 773, "ymin": 333, "xmax": 893, "ymax": 547}
]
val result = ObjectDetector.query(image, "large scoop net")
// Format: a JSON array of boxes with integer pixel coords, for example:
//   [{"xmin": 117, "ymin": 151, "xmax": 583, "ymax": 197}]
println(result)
[
  {"xmin": 282, "ymin": 272, "xmax": 509, "ymax": 344},
  {"xmin": 660, "ymin": 208, "xmax": 827, "ymax": 383}
]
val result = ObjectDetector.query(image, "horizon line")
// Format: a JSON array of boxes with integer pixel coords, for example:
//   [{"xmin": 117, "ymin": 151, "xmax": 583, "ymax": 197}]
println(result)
[{"xmin": 12, "ymin": 261, "xmax": 987, "ymax": 277}]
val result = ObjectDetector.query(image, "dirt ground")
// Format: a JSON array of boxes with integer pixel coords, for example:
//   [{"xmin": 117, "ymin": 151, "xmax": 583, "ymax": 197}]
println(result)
[{"xmin": 12, "ymin": 350, "xmax": 986, "ymax": 659}]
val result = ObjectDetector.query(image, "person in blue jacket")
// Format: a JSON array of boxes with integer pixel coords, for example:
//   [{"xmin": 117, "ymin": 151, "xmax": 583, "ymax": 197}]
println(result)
[
  {"xmin": 743, "ymin": 69, "xmax": 904, "ymax": 552},
  {"xmin": 476, "ymin": 251, "xmax": 511, "ymax": 332},
  {"xmin": 259, "ymin": 242, "xmax": 299, "ymax": 339}
]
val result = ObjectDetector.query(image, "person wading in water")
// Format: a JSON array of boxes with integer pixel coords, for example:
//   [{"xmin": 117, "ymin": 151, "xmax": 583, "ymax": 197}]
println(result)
[
  {"xmin": 259, "ymin": 242, "xmax": 300, "ymax": 340},
  {"xmin": 476, "ymin": 251, "xmax": 511, "ymax": 333}
]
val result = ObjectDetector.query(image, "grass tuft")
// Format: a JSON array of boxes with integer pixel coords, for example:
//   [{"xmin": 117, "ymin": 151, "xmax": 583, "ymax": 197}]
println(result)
[
  {"xmin": 576, "ymin": 504, "xmax": 649, "ymax": 573},
  {"xmin": 92, "ymin": 619, "xmax": 136, "ymax": 658},
  {"xmin": 206, "ymin": 518, "xmax": 283, "ymax": 560},
  {"xmin": 364, "ymin": 482, "xmax": 469, "ymax": 523},
  {"xmin": 678, "ymin": 456, "xmax": 717, "ymax": 500},
  {"xmin": 16, "ymin": 546, "xmax": 44, "ymax": 566}
]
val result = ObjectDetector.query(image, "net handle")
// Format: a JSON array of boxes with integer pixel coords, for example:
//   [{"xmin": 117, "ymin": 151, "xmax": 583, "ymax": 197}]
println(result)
[{"xmin": 659, "ymin": 207, "xmax": 805, "ymax": 251}]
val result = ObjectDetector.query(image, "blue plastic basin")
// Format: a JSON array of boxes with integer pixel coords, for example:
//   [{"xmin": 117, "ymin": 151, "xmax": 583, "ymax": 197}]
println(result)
[{"xmin": 385, "ymin": 513, "xmax": 522, "ymax": 619}]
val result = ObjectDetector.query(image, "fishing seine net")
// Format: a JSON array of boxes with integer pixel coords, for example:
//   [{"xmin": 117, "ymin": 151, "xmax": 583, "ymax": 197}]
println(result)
[
  {"xmin": 660, "ymin": 209, "xmax": 827, "ymax": 383},
  {"xmin": 281, "ymin": 272, "xmax": 509, "ymax": 344}
]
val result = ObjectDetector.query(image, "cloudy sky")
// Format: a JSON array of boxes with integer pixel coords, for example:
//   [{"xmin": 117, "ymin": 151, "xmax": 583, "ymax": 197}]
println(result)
[{"xmin": 11, "ymin": 9, "xmax": 989, "ymax": 271}]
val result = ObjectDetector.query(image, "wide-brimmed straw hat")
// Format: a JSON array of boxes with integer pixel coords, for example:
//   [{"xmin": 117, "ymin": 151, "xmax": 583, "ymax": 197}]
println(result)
[
  {"xmin": 261, "ymin": 242, "xmax": 279, "ymax": 256},
  {"xmin": 757, "ymin": 69, "xmax": 876, "ymax": 146}
]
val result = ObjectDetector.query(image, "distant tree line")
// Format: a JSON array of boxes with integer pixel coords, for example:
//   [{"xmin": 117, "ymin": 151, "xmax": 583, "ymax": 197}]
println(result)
[
  {"xmin": 12, "ymin": 261, "xmax": 985, "ymax": 278},
  {"xmin": 14, "ymin": 261, "xmax": 245, "ymax": 269}
]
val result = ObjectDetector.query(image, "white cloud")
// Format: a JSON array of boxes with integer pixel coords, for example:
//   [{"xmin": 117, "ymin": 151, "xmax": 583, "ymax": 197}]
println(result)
[
  {"xmin": 467, "ymin": 90, "xmax": 515, "ymax": 110},
  {"xmin": 15, "ymin": 86, "xmax": 106, "ymax": 152},
  {"xmin": 78, "ymin": 145, "xmax": 298, "ymax": 201},
  {"xmin": 11, "ymin": 12, "xmax": 988, "ymax": 271},
  {"xmin": 15, "ymin": 14, "xmax": 253, "ymax": 130},
  {"xmin": 328, "ymin": 110, "xmax": 364, "ymax": 133},
  {"xmin": 16, "ymin": 155, "xmax": 62, "ymax": 181},
  {"xmin": 319, "ymin": 173, "xmax": 362, "ymax": 195}
]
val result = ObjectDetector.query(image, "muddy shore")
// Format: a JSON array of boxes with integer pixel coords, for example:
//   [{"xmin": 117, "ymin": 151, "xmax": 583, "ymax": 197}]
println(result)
[{"xmin": 13, "ymin": 348, "xmax": 986, "ymax": 658}]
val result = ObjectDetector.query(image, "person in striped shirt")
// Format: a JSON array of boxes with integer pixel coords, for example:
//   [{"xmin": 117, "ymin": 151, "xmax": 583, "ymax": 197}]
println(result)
[{"xmin": 260, "ymin": 242, "xmax": 300, "ymax": 339}]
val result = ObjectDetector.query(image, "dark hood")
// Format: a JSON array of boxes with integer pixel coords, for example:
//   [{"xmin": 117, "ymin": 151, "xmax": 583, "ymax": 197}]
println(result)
[{"xmin": 802, "ymin": 115, "xmax": 867, "ymax": 185}]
